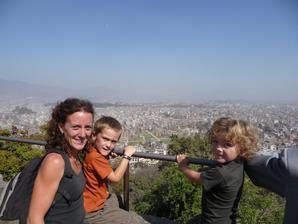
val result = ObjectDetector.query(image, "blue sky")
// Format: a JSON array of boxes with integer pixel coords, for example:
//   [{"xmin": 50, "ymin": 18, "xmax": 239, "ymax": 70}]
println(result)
[{"xmin": 0, "ymin": 0, "xmax": 297, "ymax": 103}]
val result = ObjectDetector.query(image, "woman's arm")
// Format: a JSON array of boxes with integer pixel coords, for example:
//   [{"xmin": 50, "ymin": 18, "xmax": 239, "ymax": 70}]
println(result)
[{"xmin": 27, "ymin": 153, "xmax": 65, "ymax": 224}]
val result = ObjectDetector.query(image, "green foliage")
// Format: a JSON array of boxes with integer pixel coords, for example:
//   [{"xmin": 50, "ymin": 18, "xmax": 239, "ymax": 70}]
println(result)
[
  {"xmin": 130, "ymin": 165, "xmax": 161, "ymax": 210},
  {"xmin": 0, "ymin": 150, "xmax": 21, "ymax": 180},
  {"xmin": 168, "ymin": 134, "xmax": 211, "ymax": 158},
  {"xmin": 0, "ymin": 129, "xmax": 11, "ymax": 136},
  {"xmin": 0, "ymin": 129, "xmax": 11, "ymax": 149},
  {"xmin": 135, "ymin": 165, "xmax": 201, "ymax": 223},
  {"xmin": 0, "ymin": 144, "xmax": 43, "ymax": 180},
  {"xmin": 0, "ymin": 130, "xmax": 44, "ymax": 181},
  {"xmin": 238, "ymin": 177, "xmax": 284, "ymax": 224}
]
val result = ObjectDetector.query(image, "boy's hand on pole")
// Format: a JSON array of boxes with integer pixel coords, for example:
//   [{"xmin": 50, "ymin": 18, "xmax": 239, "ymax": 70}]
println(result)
[
  {"xmin": 177, "ymin": 154, "xmax": 189, "ymax": 170},
  {"xmin": 123, "ymin": 145, "xmax": 136, "ymax": 157}
]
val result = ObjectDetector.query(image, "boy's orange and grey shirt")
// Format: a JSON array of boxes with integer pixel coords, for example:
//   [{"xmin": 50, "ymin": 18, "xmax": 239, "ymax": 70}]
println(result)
[{"xmin": 83, "ymin": 146, "xmax": 113, "ymax": 213}]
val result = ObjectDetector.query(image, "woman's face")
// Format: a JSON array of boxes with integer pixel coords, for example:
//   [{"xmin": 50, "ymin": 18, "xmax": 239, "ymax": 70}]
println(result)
[
  {"xmin": 59, "ymin": 111, "xmax": 93, "ymax": 152},
  {"xmin": 211, "ymin": 138, "xmax": 240, "ymax": 163}
]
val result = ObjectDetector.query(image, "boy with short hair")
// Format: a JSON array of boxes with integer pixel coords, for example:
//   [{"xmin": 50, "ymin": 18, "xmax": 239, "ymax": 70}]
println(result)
[
  {"xmin": 83, "ymin": 116, "xmax": 143, "ymax": 224},
  {"xmin": 177, "ymin": 117, "xmax": 259, "ymax": 224}
]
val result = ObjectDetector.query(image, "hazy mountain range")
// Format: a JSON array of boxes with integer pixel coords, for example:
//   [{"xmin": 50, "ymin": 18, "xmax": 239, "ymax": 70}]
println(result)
[
  {"xmin": 0, "ymin": 78, "xmax": 198, "ymax": 104},
  {"xmin": 0, "ymin": 79, "xmax": 122, "ymax": 103},
  {"xmin": 1, "ymin": 79, "xmax": 296, "ymax": 105}
]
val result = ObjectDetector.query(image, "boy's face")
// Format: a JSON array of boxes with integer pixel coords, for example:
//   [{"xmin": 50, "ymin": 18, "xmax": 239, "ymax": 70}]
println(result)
[
  {"xmin": 93, "ymin": 127, "xmax": 121, "ymax": 156},
  {"xmin": 211, "ymin": 138, "xmax": 240, "ymax": 163}
]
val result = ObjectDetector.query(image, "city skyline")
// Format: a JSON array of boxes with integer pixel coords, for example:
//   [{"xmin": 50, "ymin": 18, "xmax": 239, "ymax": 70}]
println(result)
[{"xmin": 0, "ymin": 0, "xmax": 297, "ymax": 104}]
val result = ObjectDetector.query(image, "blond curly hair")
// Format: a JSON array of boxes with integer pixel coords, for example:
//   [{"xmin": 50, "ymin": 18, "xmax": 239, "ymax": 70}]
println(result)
[{"xmin": 208, "ymin": 117, "xmax": 259, "ymax": 160}]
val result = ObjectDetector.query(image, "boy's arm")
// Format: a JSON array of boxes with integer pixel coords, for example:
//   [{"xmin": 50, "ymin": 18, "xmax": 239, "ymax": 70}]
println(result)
[
  {"xmin": 177, "ymin": 154, "xmax": 203, "ymax": 184},
  {"xmin": 107, "ymin": 146, "xmax": 135, "ymax": 183}
]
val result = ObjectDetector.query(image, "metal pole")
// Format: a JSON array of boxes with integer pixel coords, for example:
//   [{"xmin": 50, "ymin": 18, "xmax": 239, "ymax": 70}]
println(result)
[
  {"xmin": 0, "ymin": 136, "xmax": 46, "ymax": 146},
  {"xmin": 123, "ymin": 167, "xmax": 129, "ymax": 211},
  {"xmin": 113, "ymin": 148, "xmax": 217, "ymax": 166},
  {"xmin": 0, "ymin": 136, "xmax": 217, "ymax": 166},
  {"xmin": 0, "ymin": 136, "xmax": 218, "ymax": 211}
]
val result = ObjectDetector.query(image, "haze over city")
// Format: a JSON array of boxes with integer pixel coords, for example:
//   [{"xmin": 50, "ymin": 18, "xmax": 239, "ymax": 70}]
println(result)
[{"xmin": 0, "ymin": 0, "xmax": 297, "ymax": 104}]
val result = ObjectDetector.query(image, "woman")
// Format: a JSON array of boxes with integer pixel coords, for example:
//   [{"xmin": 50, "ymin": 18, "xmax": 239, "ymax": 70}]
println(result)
[{"xmin": 28, "ymin": 98, "xmax": 94, "ymax": 224}]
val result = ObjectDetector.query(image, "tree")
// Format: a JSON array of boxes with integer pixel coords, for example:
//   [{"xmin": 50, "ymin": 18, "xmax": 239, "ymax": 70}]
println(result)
[
  {"xmin": 238, "ymin": 177, "xmax": 284, "ymax": 224},
  {"xmin": 0, "ymin": 129, "xmax": 44, "ymax": 180},
  {"xmin": 135, "ymin": 164, "xmax": 201, "ymax": 223},
  {"xmin": 167, "ymin": 134, "xmax": 211, "ymax": 158}
]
